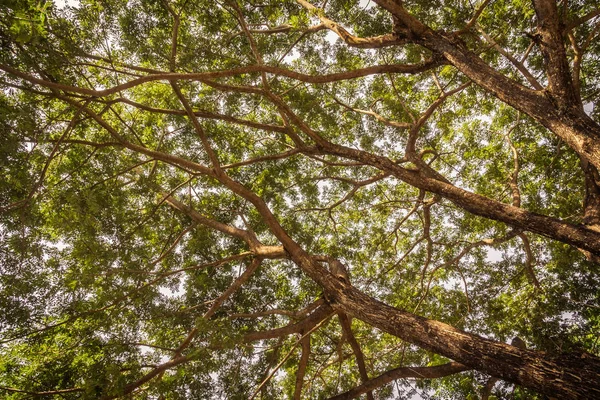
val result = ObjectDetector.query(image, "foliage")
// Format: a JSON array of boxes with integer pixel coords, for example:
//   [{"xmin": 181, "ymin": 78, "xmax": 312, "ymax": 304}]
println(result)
[{"xmin": 0, "ymin": 0, "xmax": 599, "ymax": 399}]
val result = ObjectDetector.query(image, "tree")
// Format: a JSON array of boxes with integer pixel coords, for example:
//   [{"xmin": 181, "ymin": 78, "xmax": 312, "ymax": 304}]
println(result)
[{"xmin": 1, "ymin": 0, "xmax": 599, "ymax": 398}]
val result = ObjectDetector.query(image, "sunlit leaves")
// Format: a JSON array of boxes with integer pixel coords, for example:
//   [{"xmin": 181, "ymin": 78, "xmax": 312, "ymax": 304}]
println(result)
[{"xmin": 1, "ymin": 0, "xmax": 599, "ymax": 398}]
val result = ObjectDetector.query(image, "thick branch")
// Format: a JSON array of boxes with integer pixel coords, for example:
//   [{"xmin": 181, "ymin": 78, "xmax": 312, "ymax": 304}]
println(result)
[
  {"xmin": 372, "ymin": 0, "xmax": 600, "ymax": 170},
  {"xmin": 565, "ymin": 8, "xmax": 600, "ymax": 31},
  {"xmin": 267, "ymin": 89, "xmax": 600, "ymax": 256},
  {"xmin": 101, "ymin": 355, "xmax": 190, "ymax": 399},
  {"xmin": 532, "ymin": 0, "xmax": 579, "ymax": 103}
]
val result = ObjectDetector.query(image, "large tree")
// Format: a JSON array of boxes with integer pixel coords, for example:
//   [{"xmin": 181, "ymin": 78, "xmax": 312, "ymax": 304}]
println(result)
[{"xmin": 1, "ymin": 0, "xmax": 599, "ymax": 398}]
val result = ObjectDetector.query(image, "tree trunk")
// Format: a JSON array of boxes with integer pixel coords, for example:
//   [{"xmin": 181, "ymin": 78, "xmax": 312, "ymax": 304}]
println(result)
[
  {"xmin": 220, "ymin": 144, "xmax": 600, "ymax": 399},
  {"xmin": 319, "ymin": 275, "xmax": 600, "ymax": 399}
]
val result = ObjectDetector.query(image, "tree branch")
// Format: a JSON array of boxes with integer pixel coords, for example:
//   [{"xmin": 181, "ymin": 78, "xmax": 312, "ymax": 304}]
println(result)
[
  {"xmin": 296, "ymin": 0, "xmax": 406, "ymax": 48},
  {"xmin": 328, "ymin": 362, "xmax": 470, "ymax": 400},
  {"xmin": 565, "ymin": 8, "xmax": 600, "ymax": 31},
  {"xmin": 532, "ymin": 0, "xmax": 579, "ymax": 103},
  {"xmin": 338, "ymin": 313, "xmax": 374, "ymax": 400},
  {"xmin": 0, "ymin": 62, "xmax": 445, "ymax": 98},
  {"xmin": 294, "ymin": 335, "xmax": 311, "ymax": 400}
]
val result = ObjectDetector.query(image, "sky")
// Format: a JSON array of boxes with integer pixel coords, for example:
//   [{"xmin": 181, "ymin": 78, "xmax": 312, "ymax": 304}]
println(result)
[{"xmin": 54, "ymin": 0, "xmax": 79, "ymax": 9}]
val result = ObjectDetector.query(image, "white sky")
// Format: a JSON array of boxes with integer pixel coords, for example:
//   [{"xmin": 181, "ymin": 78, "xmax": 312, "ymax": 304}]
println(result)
[{"xmin": 54, "ymin": 0, "xmax": 80, "ymax": 9}]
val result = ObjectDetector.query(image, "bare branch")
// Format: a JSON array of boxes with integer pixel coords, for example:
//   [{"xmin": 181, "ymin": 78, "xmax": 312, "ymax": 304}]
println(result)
[
  {"xmin": 100, "ymin": 355, "xmax": 191, "ymax": 400},
  {"xmin": 333, "ymin": 96, "xmax": 412, "ymax": 130},
  {"xmin": 249, "ymin": 317, "xmax": 330, "ymax": 399},
  {"xmin": 1, "ymin": 61, "xmax": 444, "ymax": 98},
  {"xmin": 328, "ymin": 362, "xmax": 470, "ymax": 400},
  {"xmin": 477, "ymin": 27, "xmax": 543, "ymax": 90},
  {"xmin": 481, "ymin": 376, "xmax": 499, "ymax": 400},
  {"xmin": 104, "ymin": 97, "xmax": 288, "ymax": 133},
  {"xmin": 222, "ymin": 147, "xmax": 305, "ymax": 169},
  {"xmin": 230, "ymin": 298, "xmax": 325, "ymax": 320},
  {"xmin": 244, "ymin": 303, "xmax": 334, "ymax": 342},
  {"xmin": 338, "ymin": 314, "xmax": 374, "ymax": 400},
  {"xmin": 0, "ymin": 386, "xmax": 84, "ymax": 396},
  {"xmin": 457, "ymin": 0, "xmax": 493, "ymax": 34},
  {"xmin": 296, "ymin": 0, "xmax": 406, "ymax": 48},
  {"xmin": 566, "ymin": 8, "xmax": 600, "ymax": 31},
  {"xmin": 294, "ymin": 335, "xmax": 311, "ymax": 400},
  {"xmin": 203, "ymin": 258, "xmax": 262, "ymax": 320}
]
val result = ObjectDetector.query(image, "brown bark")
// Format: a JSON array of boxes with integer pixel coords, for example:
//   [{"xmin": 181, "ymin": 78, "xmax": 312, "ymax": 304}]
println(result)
[
  {"xmin": 243, "ymin": 304, "xmax": 334, "ymax": 342},
  {"xmin": 14, "ymin": 63, "xmax": 600, "ymax": 259},
  {"xmin": 296, "ymin": 0, "xmax": 406, "ymax": 48},
  {"xmin": 328, "ymin": 362, "xmax": 470, "ymax": 400},
  {"xmin": 317, "ymin": 276, "xmax": 600, "ymax": 400},
  {"xmin": 580, "ymin": 158, "xmax": 600, "ymax": 262},
  {"xmin": 582, "ymin": 159, "xmax": 600, "ymax": 229},
  {"xmin": 101, "ymin": 355, "xmax": 191, "ymax": 400},
  {"xmin": 60, "ymin": 90, "xmax": 600, "ymax": 397},
  {"xmin": 316, "ymin": 142, "xmax": 600, "ymax": 257},
  {"xmin": 294, "ymin": 335, "xmax": 311, "ymax": 400},
  {"xmin": 372, "ymin": 0, "xmax": 600, "ymax": 171},
  {"xmin": 218, "ymin": 162, "xmax": 597, "ymax": 397},
  {"xmin": 532, "ymin": 0, "xmax": 579, "ymax": 103},
  {"xmin": 10, "ymin": 13, "xmax": 599, "ymax": 395},
  {"xmin": 229, "ymin": 182, "xmax": 600, "ymax": 399},
  {"xmin": 338, "ymin": 314, "xmax": 374, "ymax": 400},
  {"xmin": 265, "ymin": 88, "xmax": 600, "ymax": 257},
  {"xmin": 480, "ymin": 377, "xmax": 498, "ymax": 400},
  {"xmin": 0, "ymin": 61, "xmax": 444, "ymax": 97},
  {"xmin": 175, "ymin": 131, "xmax": 600, "ymax": 398}
]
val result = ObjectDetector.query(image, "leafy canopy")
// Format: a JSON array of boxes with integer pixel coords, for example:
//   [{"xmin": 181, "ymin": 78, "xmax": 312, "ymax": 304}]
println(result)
[{"xmin": 0, "ymin": 0, "xmax": 599, "ymax": 399}]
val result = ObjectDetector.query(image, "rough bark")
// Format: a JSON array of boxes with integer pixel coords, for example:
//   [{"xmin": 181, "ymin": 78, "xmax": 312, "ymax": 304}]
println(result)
[
  {"xmin": 249, "ymin": 214, "xmax": 600, "ymax": 400},
  {"xmin": 318, "ymin": 275, "xmax": 600, "ymax": 400},
  {"xmin": 243, "ymin": 303, "xmax": 334, "ymax": 342},
  {"xmin": 582, "ymin": 159, "xmax": 600, "ymax": 229},
  {"xmin": 372, "ymin": 0, "xmax": 600, "ymax": 170},
  {"xmin": 192, "ymin": 145, "xmax": 600, "ymax": 398},
  {"xmin": 69, "ymin": 90, "xmax": 600, "ymax": 398},
  {"xmin": 580, "ymin": 158, "xmax": 600, "ymax": 262},
  {"xmin": 315, "ymin": 142, "xmax": 600, "ymax": 257}
]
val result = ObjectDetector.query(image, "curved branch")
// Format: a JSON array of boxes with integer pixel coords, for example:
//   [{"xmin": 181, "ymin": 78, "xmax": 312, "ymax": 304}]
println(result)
[
  {"xmin": 0, "ymin": 386, "xmax": 84, "ymax": 396},
  {"xmin": 328, "ymin": 362, "xmax": 470, "ymax": 400},
  {"xmin": 0, "ymin": 61, "xmax": 444, "ymax": 97},
  {"xmin": 456, "ymin": 0, "xmax": 492, "ymax": 34},
  {"xmin": 104, "ymin": 97, "xmax": 288, "ymax": 133},
  {"xmin": 266, "ymin": 86, "xmax": 600, "ymax": 255},
  {"xmin": 249, "ymin": 317, "xmax": 330, "ymax": 400},
  {"xmin": 477, "ymin": 27, "xmax": 543, "ymax": 90},
  {"xmin": 566, "ymin": 8, "xmax": 600, "ymax": 31},
  {"xmin": 296, "ymin": 0, "xmax": 406, "ymax": 48},
  {"xmin": 244, "ymin": 303, "xmax": 334, "ymax": 342},
  {"xmin": 100, "ymin": 355, "xmax": 191, "ymax": 400},
  {"xmin": 373, "ymin": 0, "xmax": 600, "ymax": 171}
]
